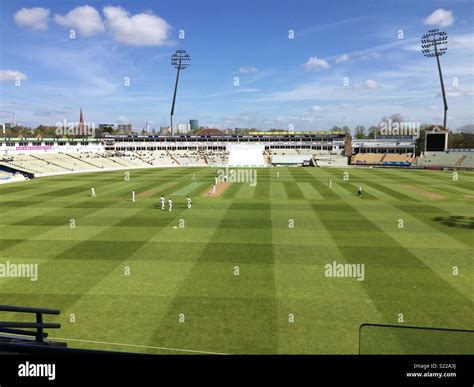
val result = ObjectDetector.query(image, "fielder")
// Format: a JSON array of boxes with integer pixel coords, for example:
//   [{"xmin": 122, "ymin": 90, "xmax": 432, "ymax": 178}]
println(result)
[
  {"xmin": 358, "ymin": 185, "xmax": 363, "ymax": 197},
  {"xmin": 132, "ymin": 190, "xmax": 136, "ymax": 202},
  {"xmin": 91, "ymin": 187, "xmax": 96, "ymax": 197},
  {"xmin": 160, "ymin": 195, "xmax": 165, "ymax": 210},
  {"xmin": 211, "ymin": 184, "xmax": 216, "ymax": 195},
  {"xmin": 186, "ymin": 196, "xmax": 192, "ymax": 209},
  {"xmin": 168, "ymin": 198, "xmax": 173, "ymax": 211},
  {"xmin": 328, "ymin": 178, "xmax": 332, "ymax": 189}
]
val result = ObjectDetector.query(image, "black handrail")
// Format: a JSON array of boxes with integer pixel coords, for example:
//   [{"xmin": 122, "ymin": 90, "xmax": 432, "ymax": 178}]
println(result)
[
  {"xmin": 0, "ymin": 322, "xmax": 61, "ymax": 329},
  {"xmin": 0, "ymin": 305, "xmax": 60, "ymax": 315},
  {"xmin": 0, "ymin": 327, "xmax": 48, "ymax": 338},
  {"xmin": 0, "ymin": 305, "xmax": 62, "ymax": 344}
]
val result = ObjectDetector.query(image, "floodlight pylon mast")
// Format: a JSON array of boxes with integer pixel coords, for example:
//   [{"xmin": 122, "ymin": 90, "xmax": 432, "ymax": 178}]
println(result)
[
  {"xmin": 435, "ymin": 45, "xmax": 448, "ymax": 128},
  {"xmin": 170, "ymin": 67, "xmax": 181, "ymax": 135},
  {"xmin": 170, "ymin": 50, "xmax": 191, "ymax": 135},
  {"xmin": 421, "ymin": 29, "xmax": 448, "ymax": 128}
]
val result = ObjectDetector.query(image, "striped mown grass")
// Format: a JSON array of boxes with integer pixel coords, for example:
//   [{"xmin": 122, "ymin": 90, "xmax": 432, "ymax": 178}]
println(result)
[{"xmin": 0, "ymin": 167, "xmax": 472, "ymax": 354}]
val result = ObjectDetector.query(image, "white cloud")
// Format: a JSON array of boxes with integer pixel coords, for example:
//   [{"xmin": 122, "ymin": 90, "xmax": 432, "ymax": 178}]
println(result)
[
  {"xmin": 303, "ymin": 57, "xmax": 330, "ymax": 71},
  {"xmin": 448, "ymin": 33, "xmax": 474, "ymax": 53},
  {"xmin": 239, "ymin": 66, "xmax": 258, "ymax": 74},
  {"xmin": 310, "ymin": 105, "xmax": 325, "ymax": 112},
  {"xmin": 0, "ymin": 70, "xmax": 28, "ymax": 82},
  {"xmin": 25, "ymin": 43, "xmax": 117, "ymax": 97},
  {"xmin": 54, "ymin": 6, "xmax": 105, "ymax": 37},
  {"xmin": 444, "ymin": 88, "xmax": 474, "ymax": 98},
  {"xmin": 404, "ymin": 33, "xmax": 473, "ymax": 55},
  {"xmin": 335, "ymin": 54, "xmax": 350, "ymax": 63},
  {"xmin": 103, "ymin": 6, "xmax": 172, "ymax": 46},
  {"xmin": 14, "ymin": 7, "xmax": 50, "ymax": 30},
  {"xmin": 32, "ymin": 107, "xmax": 72, "ymax": 117},
  {"xmin": 364, "ymin": 79, "xmax": 378, "ymax": 89},
  {"xmin": 360, "ymin": 52, "xmax": 380, "ymax": 60},
  {"xmin": 235, "ymin": 88, "xmax": 259, "ymax": 93},
  {"xmin": 424, "ymin": 9, "xmax": 454, "ymax": 27},
  {"xmin": 339, "ymin": 103, "xmax": 361, "ymax": 109}
]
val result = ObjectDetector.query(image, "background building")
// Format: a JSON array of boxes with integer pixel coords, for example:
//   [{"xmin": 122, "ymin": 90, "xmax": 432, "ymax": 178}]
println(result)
[
  {"xmin": 190, "ymin": 119, "xmax": 199, "ymax": 131},
  {"xmin": 117, "ymin": 124, "xmax": 132, "ymax": 134}
]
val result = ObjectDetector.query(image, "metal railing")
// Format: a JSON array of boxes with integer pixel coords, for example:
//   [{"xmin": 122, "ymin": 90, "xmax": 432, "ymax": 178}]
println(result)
[{"xmin": 0, "ymin": 305, "xmax": 62, "ymax": 345}]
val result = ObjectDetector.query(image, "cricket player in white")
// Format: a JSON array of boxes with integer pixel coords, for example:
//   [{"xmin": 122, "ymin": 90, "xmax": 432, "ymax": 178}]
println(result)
[
  {"xmin": 187, "ymin": 196, "xmax": 192, "ymax": 209},
  {"xmin": 132, "ymin": 190, "xmax": 136, "ymax": 202},
  {"xmin": 328, "ymin": 178, "xmax": 332, "ymax": 189},
  {"xmin": 192, "ymin": 173, "xmax": 196, "ymax": 180},
  {"xmin": 168, "ymin": 198, "xmax": 173, "ymax": 211},
  {"xmin": 358, "ymin": 185, "xmax": 363, "ymax": 197},
  {"xmin": 211, "ymin": 184, "xmax": 216, "ymax": 195},
  {"xmin": 160, "ymin": 195, "xmax": 165, "ymax": 210},
  {"xmin": 91, "ymin": 187, "xmax": 96, "ymax": 197},
  {"xmin": 214, "ymin": 176, "xmax": 218, "ymax": 184}
]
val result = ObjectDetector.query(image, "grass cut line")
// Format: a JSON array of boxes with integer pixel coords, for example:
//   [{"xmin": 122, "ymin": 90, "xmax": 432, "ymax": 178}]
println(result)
[{"xmin": 50, "ymin": 337, "xmax": 227, "ymax": 355}]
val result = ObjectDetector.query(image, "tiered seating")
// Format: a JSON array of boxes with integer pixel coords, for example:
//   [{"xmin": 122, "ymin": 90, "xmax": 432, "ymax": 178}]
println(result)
[
  {"xmin": 382, "ymin": 154, "xmax": 414, "ymax": 164},
  {"xmin": 271, "ymin": 151, "xmax": 312, "ymax": 165},
  {"xmin": 110, "ymin": 153, "xmax": 148, "ymax": 167},
  {"xmin": 169, "ymin": 150, "xmax": 205, "ymax": 166},
  {"xmin": 351, "ymin": 153, "xmax": 384, "ymax": 165},
  {"xmin": 268, "ymin": 149, "xmax": 346, "ymax": 166},
  {"xmin": 141, "ymin": 150, "xmax": 229, "ymax": 166},
  {"xmin": 41, "ymin": 153, "xmax": 94, "ymax": 171},
  {"xmin": 351, "ymin": 153, "xmax": 415, "ymax": 166},
  {"xmin": 204, "ymin": 150, "xmax": 229, "ymax": 165},
  {"xmin": 0, "ymin": 154, "xmax": 70, "ymax": 174},
  {"xmin": 459, "ymin": 154, "xmax": 474, "ymax": 168},
  {"xmin": 72, "ymin": 153, "xmax": 119, "ymax": 169},
  {"xmin": 315, "ymin": 156, "xmax": 348, "ymax": 167},
  {"xmin": 417, "ymin": 151, "xmax": 474, "ymax": 169},
  {"xmin": 147, "ymin": 151, "xmax": 178, "ymax": 166}
]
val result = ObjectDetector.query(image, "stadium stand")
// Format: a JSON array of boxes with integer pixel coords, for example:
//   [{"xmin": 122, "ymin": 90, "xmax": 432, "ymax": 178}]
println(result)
[
  {"xmin": 416, "ymin": 150, "xmax": 474, "ymax": 169},
  {"xmin": 267, "ymin": 149, "xmax": 348, "ymax": 167},
  {"xmin": 314, "ymin": 154, "xmax": 349, "ymax": 167},
  {"xmin": 0, "ymin": 132, "xmax": 349, "ymax": 178},
  {"xmin": 269, "ymin": 149, "xmax": 313, "ymax": 165},
  {"xmin": 351, "ymin": 153, "xmax": 384, "ymax": 165},
  {"xmin": 382, "ymin": 153, "xmax": 415, "ymax": 165},
  {"xmin": 351, "ymin": 153, "xmax": 414, "ymax": 166},
  {"xmin": 350, "ymin": 137, "xmax": 416, "ymax": 166}
]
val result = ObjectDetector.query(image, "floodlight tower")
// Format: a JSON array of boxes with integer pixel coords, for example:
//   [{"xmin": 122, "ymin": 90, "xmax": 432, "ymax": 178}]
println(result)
[
  {"xmin": 170, "ymin": 49, "xmax": 191, "ymax": 135},
  {"xmin": 421, "ymin": 29, "xmax": 448, "ymax": 128}
]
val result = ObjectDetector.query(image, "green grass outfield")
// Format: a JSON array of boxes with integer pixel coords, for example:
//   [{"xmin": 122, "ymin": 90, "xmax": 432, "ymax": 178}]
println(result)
[{"xmin": 0, "ymin": 167, "xmax": 473, "ymax": 354}]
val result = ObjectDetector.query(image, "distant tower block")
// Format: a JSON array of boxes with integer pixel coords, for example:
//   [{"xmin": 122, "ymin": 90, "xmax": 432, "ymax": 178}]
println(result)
[{"xmin": 190, "ymin": 119, "xmax": 199, "ymax": 131}]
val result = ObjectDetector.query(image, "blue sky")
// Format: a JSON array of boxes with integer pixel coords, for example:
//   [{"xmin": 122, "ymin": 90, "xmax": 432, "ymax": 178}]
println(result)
[{"xmin": 0, "ymin": 0, "xmax": 473, "ymax": 131}]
